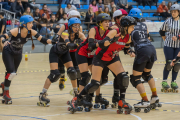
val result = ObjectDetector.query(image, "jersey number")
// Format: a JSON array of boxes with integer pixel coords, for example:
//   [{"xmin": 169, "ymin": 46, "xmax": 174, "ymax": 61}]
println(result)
[{"xmin": 138, "ymin": 31, "xmax": 145, "ymax": 39}]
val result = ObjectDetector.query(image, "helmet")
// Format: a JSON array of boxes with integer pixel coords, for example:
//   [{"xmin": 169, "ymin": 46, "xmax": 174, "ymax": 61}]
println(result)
[
  {"xmin": 20, "ymin": 15, "xmax": 34, "ymax": 27},
  {"xmin": 67, "ymin": 10, "xmax": 81, "ymax": 19},
  {"xmin": 170, "ymin": 4, "xmax": 180, "ymax": 11},
  {"xmin": 68, "ymin": 18, "xmax": 81, "ymax": 27},
  {"xmin": 128, "ymin": 8, "xmax": 142, "ymax": 19},
  {"xmin": 113, "ymin": 9, "xmax": 122, "ymax": 18},
  {"xmin": 120, "ymin": 16, "xmax": 137, "ymax": 27},
  {"xmin": 97, "ymin": 13, "xmax": 111, "ymax": 23},
  {"xmin": 119, "ymin": 9, "xmax": 128, "ymax": 15}
]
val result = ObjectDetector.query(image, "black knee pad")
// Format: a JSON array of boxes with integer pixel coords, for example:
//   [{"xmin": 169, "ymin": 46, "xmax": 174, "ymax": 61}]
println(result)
[
  {"xmin": 100, "ymin": 76, "xmax": 108, "ymax": 86},
  {"xmin": 173, "ymin": 63, "xmax": 180, "ymax": 72},
  {"xmin": 67, "ymin": 67, "xmax": 77, "ymax": 80},
  {"xmin": 80, "ymin": 71, "xmax": 91, "ymax": 86},
  {"xmin": 165, "ymin": 60, "xmax": 172, "ymax": 71},
  {"xmin": 130, "ymin": 75, "xmax": 142, "ymax": 88},
  {"xmin": 85, "ymin": 79, "xmax": 100, "ymax": 93},
  {"xmin": 58, "ymin": 67, "xmax": 65, "ymax": 75},
  {"xmin": 48, "ymin": 70, "xmax": 61, "ymax": 83},
  {"xmin": 74, "ymin": 66, "xmax": 81, "ymax": 79},
  {"xmin": 142, "ymin": 71, "xmax": 153, "ymax": 82},
  {"xmin": 116, "ymin": 72, "xmax": 129, "ymax": 89}
]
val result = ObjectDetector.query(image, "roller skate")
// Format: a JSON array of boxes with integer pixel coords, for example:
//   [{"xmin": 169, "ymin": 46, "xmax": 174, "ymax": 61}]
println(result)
[
  {"xmin": 150, "ymin": 96, "xmax": 162, "ymax": 109},
  {"xmin": 117, "ymin": 99, "xmax": 132, "ymax": 114},
  {"xmin": 0, "ymin": 82, "xmax": 4, "ymax": 96},
  {"xmin": 94, "ymin": 94, "xmax": 109, "ymax": 109},
  {"xmin": 134, "ymin": 100, "xmax": 151, "ymax": 113},
  {"xmin": 161, "ymin": 81, "xmax": 171, "ymax": 93},
  {"xmin": 2, "ymin": 90, "xmax": 12, "ymax": 104},
  {"xmin": 171, "ymin": 81, "xmax": 178, "ymax": 93},
  {"xmin": 111, "ymin": 94, "xmax": 119, "ymax": 108},
  {"xmin": 59, "ymin": 75, "xmax": 67, "ymax": 90},
  {"xmin": 67, "ymin": 97, "xmax": 78, "ymax": 114},
  {"xmin": 37, "ymin": 92, "xmax": 50, "ymax": 107}
]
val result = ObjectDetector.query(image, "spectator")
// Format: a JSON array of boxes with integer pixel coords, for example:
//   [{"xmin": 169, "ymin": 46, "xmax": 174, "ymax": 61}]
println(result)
[
  {"xmin": 108, "ymin": 1, "xmax": 116, "ymax": 12},
  {"xmin": 65, "ymin": 3, "xmax": 77, "ymax": 13},
  {"xmin": 97, "ymin": 0, "xmax": 104, "ymax": 10},
  {"xmin": 70, "ymin": 0, "xmax": 80, "ymax": 8},
  {"xmin": 23, "ymin": 7, "xmax": 33, "ymax": 16},
  {"xmin": 174, "ymin": 1, "xmax": 178, "ymax": 4},
  {"xmin": 39, "ymin": 13, "xmax": 52, "ymax": 39},
  {"xmin": 0, "ymin": 12, "xmax": 6, "ymax": 35},
  {"xmin": 29, "ymin": 0, "xmax": 41, "ymax": 9},
  {"xmin": 104, "ymin": 6, "xmax": 110, "ymax": 15},
  {"xmin": 56, "ymin": 7, "xmax": 64, "ymax": 21},
  {"xmin": 33, "ymin": 7, "xmax": 41, "ymax": 31},
  {"xmin": 39, "ymin": 4, "xmax": 50, "ymax": 20},
  {"xmin": 110, "ymin": 6, "xmax": 116, "ymax": 21},
  {"xmin": 104, "ymin": 0, "xmax": 111, "ymax": 6},
  {"xmin": 95, "ymin": 6, "xmax": 104, "ymax": 16},
  {"xmin": 167, "ymin": 1, "xmax": 172, "ymax": 13},
  {"xmin": 134, "ymin": 0, "xmax": 148, "ymax": 6},
  {"xmin": 0, "ymin": 0, "xmax": 11, "ymax": 10},
  {"xmin": 85, "ymin": 6, "xmax": 96, "ymax": 28},
  {"xmin": 50, "ymin": 14, "xmax": 59, "ymax": 33},
  {"xmin": 58, "ymin": 13, "xmax": 68, "ymax": 27},
  {"xmin": 157, "ymin": 1, "xmax": 171, "ymax": 18},
  {"xmin": 117, "ymin": 0, "xmax": 132, "ymax": 12},
  {"xmin": 89, "ymin": 0, "xmax": 98, "ymax": 12},
  {"xmin": 11, "ymin": 0, "xmax": 24, "ymax": 18},
  {"xmin": 61, "ymin": 0, "xmax": 70, "ymax": 4},
  {"xmin": 21, "ymin": 0, "xmax": 34, "ymax": 11}
]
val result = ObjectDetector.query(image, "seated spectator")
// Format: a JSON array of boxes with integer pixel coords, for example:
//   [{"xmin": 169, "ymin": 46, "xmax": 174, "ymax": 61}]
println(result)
[
  {"xmin": 61, "ymin": 0, "xmax": 70, "ymax": 4},
  {"xmin": 104, "ymin": 6, "xmax": 110, "ymax": 15},
  {"xmin": 50, "ymin": 14, "xmax": 59, "ymax": 33},
  {"xmin": 56, "ymin": 7, "xmax": 64, "ymax": 21},
  {"xmin": 97, "ymin": 0, "xmax": 104, "ymax": 10},
  {"xmin": 85, "ymin": 6, "xmax": 96, "ymax": 28},
  {"xmin": 21, "ymin": 0, "xmax": 34, "ymax": 11},
  {"xmin": 58, "ymin": 13, "xmax": 68, "ymax": 27},
  {"xmin": 39, "ymin": 4, "xmax": 50, "ymax": 20},
  {"xmin": 117, "ymin": 0, "xmax": 132, "ymax": 12},
  {"xmin": 95, "ymin": 6, "xmax": 104, "ymax": 16},
  {"xmin": 29, "ymin": 0, "xmax": 41, "ymax": 9},
  {"xmin": 167, "ymin": 1, "xmax": 172, "ymax": 13},
  {"xmin": 104, "ymin": 0, "xmax": 111, "ymax": 6},
  {"xmin": 89, "ymin": 0, "xmax": 98, "ymax": 12},
  {"xmin": 11, "ymin": 0, "xmax": 24, "ymax": 18},
  {"xmin": 70, "ymin": 0, "xmax": 80, "ymax": 8},
  {"xmin": 157, "ymin": 1, "xmax": 171, "ymax": 18},
  {"xmin": 33, "ymin": 7, "xmax": 41, "ymax": 31},
  {"xmin": 134, "ymin": 0, "xmax": 149, "ymax": 6},
  {"xmin": 0, "ymin": 12, "xmax": 6, "ymax": 35},
  {"xmin": 23, "ymin": 7, "xmax": 33, "ymax": 16},
  {"xmin": 174, "ymin": 1, "xmax": 178, "ymax": 4},
  {"xmin": 65, "ymin": 3, "xmax": 77, "ymax": 13},
  {"xmin": 110, "ymin": 6, "xmax": 116, "ymax": 21},
  {"xmin": 107, "ymin": 1, "xmax": 116, "ymax": 12},
  {"xmin": 39, "ymin": 13, "xmax": 52, "ymax": 39},
  {"xmin": 0, "ymin": 0, "xmax": 11, "ymax": 10}
]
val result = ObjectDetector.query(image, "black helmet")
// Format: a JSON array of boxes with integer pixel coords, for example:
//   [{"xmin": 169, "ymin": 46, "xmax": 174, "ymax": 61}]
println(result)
[
  {"xmin": 120, "ymin": 16, "xmax": 137, "ymax": 27},
  {"xmin": 97, "ymin": 13, "xmax": 111, "ymax": 23}
]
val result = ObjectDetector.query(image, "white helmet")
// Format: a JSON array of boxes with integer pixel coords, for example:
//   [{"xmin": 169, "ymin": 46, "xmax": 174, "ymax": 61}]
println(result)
[
  {"xmin": 170, "ymin": 4, "xmax": 180, "ymax": 11},
  {"xmin": 113, "ymin": 9, "xmax": 122, "ymax": 18},
  {"xmin": 67, "ymin": 10, "xmax": 81, "ymax": 19}
]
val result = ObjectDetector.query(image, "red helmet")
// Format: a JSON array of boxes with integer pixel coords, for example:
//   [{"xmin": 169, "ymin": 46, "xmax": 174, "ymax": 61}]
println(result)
[{"xmin": 119, "ymin": 9, "xmax": 128, "ymax": 15}]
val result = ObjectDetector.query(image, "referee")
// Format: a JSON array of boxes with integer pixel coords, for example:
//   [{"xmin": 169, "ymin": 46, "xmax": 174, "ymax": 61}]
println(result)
[{"xmin": 159, "ymin": 4, "xmax": 179, "ymax": 92}]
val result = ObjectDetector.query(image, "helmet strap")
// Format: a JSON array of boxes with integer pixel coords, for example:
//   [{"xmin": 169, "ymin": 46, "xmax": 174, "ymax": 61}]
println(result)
[
  {"xmin": 99, "ymin": 22, "xmax": 105, "ymax": 31},
  {"xmin": 24, "ymin": 24, "xmax": 30, "ymax": 34}
]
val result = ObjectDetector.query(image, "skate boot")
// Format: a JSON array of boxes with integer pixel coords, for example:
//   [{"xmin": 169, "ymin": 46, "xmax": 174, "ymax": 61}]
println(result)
[
  {"xmin": 134, "ymin": 100, "xmax": 151, "ymax": 113},
  {"xmin": 117, "ymin": 99, "xmax": 132, "ymax": 114},
  {"xmin": 59, "ymin": 75, "xmax": 67, "ymax": 90},
  {"xmin": 94, "ymin": 94, "xmax": 109, "ymax": 109},
  {"xmin": 67, "ymin": 97, "xmax": 78, "ymax": 114},
  {"xmin": 0, "ymin": 82, "xmax": 4, "ymax": 96},
  {"xmin": 37, "ymin": 92, "xmax": 50, "ymax": 107},
  {"xmin": 111, "ymin": 94, "xmax": 119, "ymax": 108},
  {"xmin": 2, "ymin": 90, "xmax": 12, "ymax": 104},
  {"xmin": 171, "ymin": 81, "xmax": 178, "ymax": 93},
  {"xmin": 161, "ymin": 81, "xmax": 171, "ymax": 93},
  {"xmin": 150, "ymin": 96, "xmax": 162, "ymax": 109}
]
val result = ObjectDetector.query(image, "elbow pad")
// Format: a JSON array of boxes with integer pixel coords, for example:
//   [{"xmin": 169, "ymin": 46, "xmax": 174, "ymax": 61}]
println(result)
[
  {"xmin": 98, "ymin": 36, "xmax": 111, "ymax": 49},
  {"xmin": 67, "ymin": 43, "xmax": 78, "ymax": 50},
  {"xmin": 40, "ymin": 37, "xmax": 48, "ymax": 45},
  {"xmin": 159, "ymin": 30, "xmax": 165, "ymax": 36},
  {"xmin": 88, "ymin": 38, "xmax": 96, "ymax": 51}
]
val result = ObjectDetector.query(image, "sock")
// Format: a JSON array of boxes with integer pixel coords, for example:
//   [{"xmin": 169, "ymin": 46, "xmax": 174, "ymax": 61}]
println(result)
[
  {"xmin": 151, "ymin": 88, "xmax": 157, "ymax": 97},
  {"xmin": 114, "ymin": 89, "xmax": 119, "ymax": 96},
  {"xmin": 140, "ymin": 93, "xmax": 148, "ymax": 101},
  {"xmin": 4, "ymin": 86, "xmax": 9, "ymax": 91},
  {"xmin": 42, "ymin": 88, "xmax": 47, "ymax": 93},
  {"xmin": 78, "ymin": 87, "xmax": 88, "ymax": 99},
  {"xmin": 120, "ymin": 89, "xmax": 126, "ymax": 100}
]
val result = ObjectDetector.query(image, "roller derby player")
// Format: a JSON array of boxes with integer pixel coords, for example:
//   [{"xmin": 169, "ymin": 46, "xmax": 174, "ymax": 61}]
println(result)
[
  {"xmin": 38, "ymin": 18, "xmax": 86, "ymax": 107},
  {"xmin": 0, "ymin": 15, "xmax": 53, "ymax": 104},
  {"xmin": 128, "ymin": 8, "xmax": 162, "ymax": 113}
]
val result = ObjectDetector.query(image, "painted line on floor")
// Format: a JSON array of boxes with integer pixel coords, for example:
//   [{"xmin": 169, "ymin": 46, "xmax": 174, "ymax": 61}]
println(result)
[{"xmin": 0, "ymin": 114, "xmax": 47, "ymax": 120}]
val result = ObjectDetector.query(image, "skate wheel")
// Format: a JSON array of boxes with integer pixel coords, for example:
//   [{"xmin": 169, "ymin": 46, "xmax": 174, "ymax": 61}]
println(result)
[
  {"xmin": 85, "ymin": 108, "xmax": 90, "ymax": 112},
  {"xmin": 164, "ymin": 90, "xmax": 167, "ymax": 93},
  {"xmin": 70, "ymin": 109, "xmax": 75, "ymax": 114},
  {"xmin": 2, "ymin": 100, "xmax": 5, "ymax": 104},
  {"xmin": 77, "ymin": 107, "xmax": 83, "ymax": 111},
  {"xmin": 67, "ymin": 101, "xmax": 70, "ymax": 105},
  {"xmin": 176, "ymin": 90, "xmax": 178, "ymax": 93},
  {"xmin": 124, "ymin": 110, "xmax": 131, "ymax": 114},
  {"xmin": 37, "ymin": 102, "xmax": 41, "ymax": 106},
  {"xmin": 144, "ymin": 108, "xmax": 150, "ymax": 113},
  {"xmin": 42, "ymin": 103, "xmax": 46, "ymax": 107},
  {"xmin": 117, "ymin": 109, "xmax": 123, "ymax": 114},
  {"xmin": 65, "ymin": 78, "xmax": 67, "ymax": 81},
  {"xmin": 94, "ymin": 104, "xmax": 100, "ymax": 108},
  {"xmin": 135, "ymin": 108, "xmax": 141, "ymax": 112},
  {"xmin": 111, "ymin": 104, "xmax": 116, "ymax": 108},
  {"xmin": 172, "ymin": 89, "xmax": 175, "ymax": 93},
  {"xmin": 161, "ymin": 89, "xmax": 163, "ymax": 92},
  {"xmin": 68, "ymin": 107, "xmax": 71, "ymax": 111},
  {"xmin": 158, "ymin": 104, "xmax": 162, "ymax": 107},
  {"xmin": 150, "ymin": 104, "xmax": 156, "ymax": 109},
  {"xmin": 101, "ymin": 105, "xmax": 105, "ymax": 109}
]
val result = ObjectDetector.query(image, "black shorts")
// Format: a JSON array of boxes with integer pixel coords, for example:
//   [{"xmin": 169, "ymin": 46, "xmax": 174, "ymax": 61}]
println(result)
[
  {"xmin": 75, "ymin": 50, "xmax": 93, "ymax": 66},
  {"xmin": 133, "ymin": 61, "xmax": 154, "ymax": 72},
  {"xmin": 92, "ymin": 55, "xmax": 120, "ymax": 68},
  {"xmin": 49, "ymin": 46, "xmax": 72, "ymax": 64}
]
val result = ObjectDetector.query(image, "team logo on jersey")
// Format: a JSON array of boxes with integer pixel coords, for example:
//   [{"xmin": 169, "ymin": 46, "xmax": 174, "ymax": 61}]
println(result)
[
  {"xmin": 115, "ymin": 41, "xmax": 126, "ymax": 45},
  {"xmin": 142, "ymin": 25, "xmax": 146, "ymax": 29}
]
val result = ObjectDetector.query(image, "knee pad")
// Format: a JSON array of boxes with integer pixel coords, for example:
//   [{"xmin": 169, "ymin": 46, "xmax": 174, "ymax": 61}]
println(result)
[
  {"xmin": 48, "ymin": 70, "xmax": 61, "ymax": 83},
  {"xmin": 67, "ymin": 67, "xmax": 77, "ymax": 80},
  {"xmin": 173, "ymin": 63, "xmax": 180, "ymax": 72},
  {"xmin": 74, "ymin": 66, "xmax": 81, "ymax": 79},
  {"xmin": 142, "ymin": 71, "xmax": 153, "ymax": 82},
  {"xmin": 58, "ymin": 66, "xmax": 65, "ymax": 75},
  {"xmin": 116, "ymin": 72, "xmax": 129, "ymax": 89},
  {"xmin": 80, "ymin": 71, "xmax": 91, "ymax": 86},
  {"xmin": 100, "ymin": 76, "xmax": 108, "ymax": 86},
  {"xmin": 85, "ymin": 79, "xmax": 100, "ymax": 93},
  {"xmin": 5, "ymin": 72, "xmax": 17, "ymax": 81},
  {"xmin": 130, "ymin": 75, "xmax": 142, "ymax": 88},
  {"xmin": 165, "ymin": 60, "xmax": 172, "ymax": 71}
]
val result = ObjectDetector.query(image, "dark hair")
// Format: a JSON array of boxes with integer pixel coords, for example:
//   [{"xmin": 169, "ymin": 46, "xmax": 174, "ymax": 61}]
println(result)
[
  {"xmin": 91, "ymin": 0, "xmax": 96, "ymax": 6},
  {"xmin": 51, "ymin": 14, "xmax": 55, "ymax": 17},
  {"xmin": 35, "ymin": 7, "xmax": 39, "ymax": 11},
  {"xmin": 67, "ymin": 3, "xmax": 71, "ymax": 6},
  {"xmin": 43, "ymin": 4, "xmax": 47, "ymax": 8},
  {"xmin": 0, "ymin": 11, "xmax": 4, "ymax": 16},
  {"xmin": 63, "ymin": 13, "xmax": 67, "ymax": 16}
]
